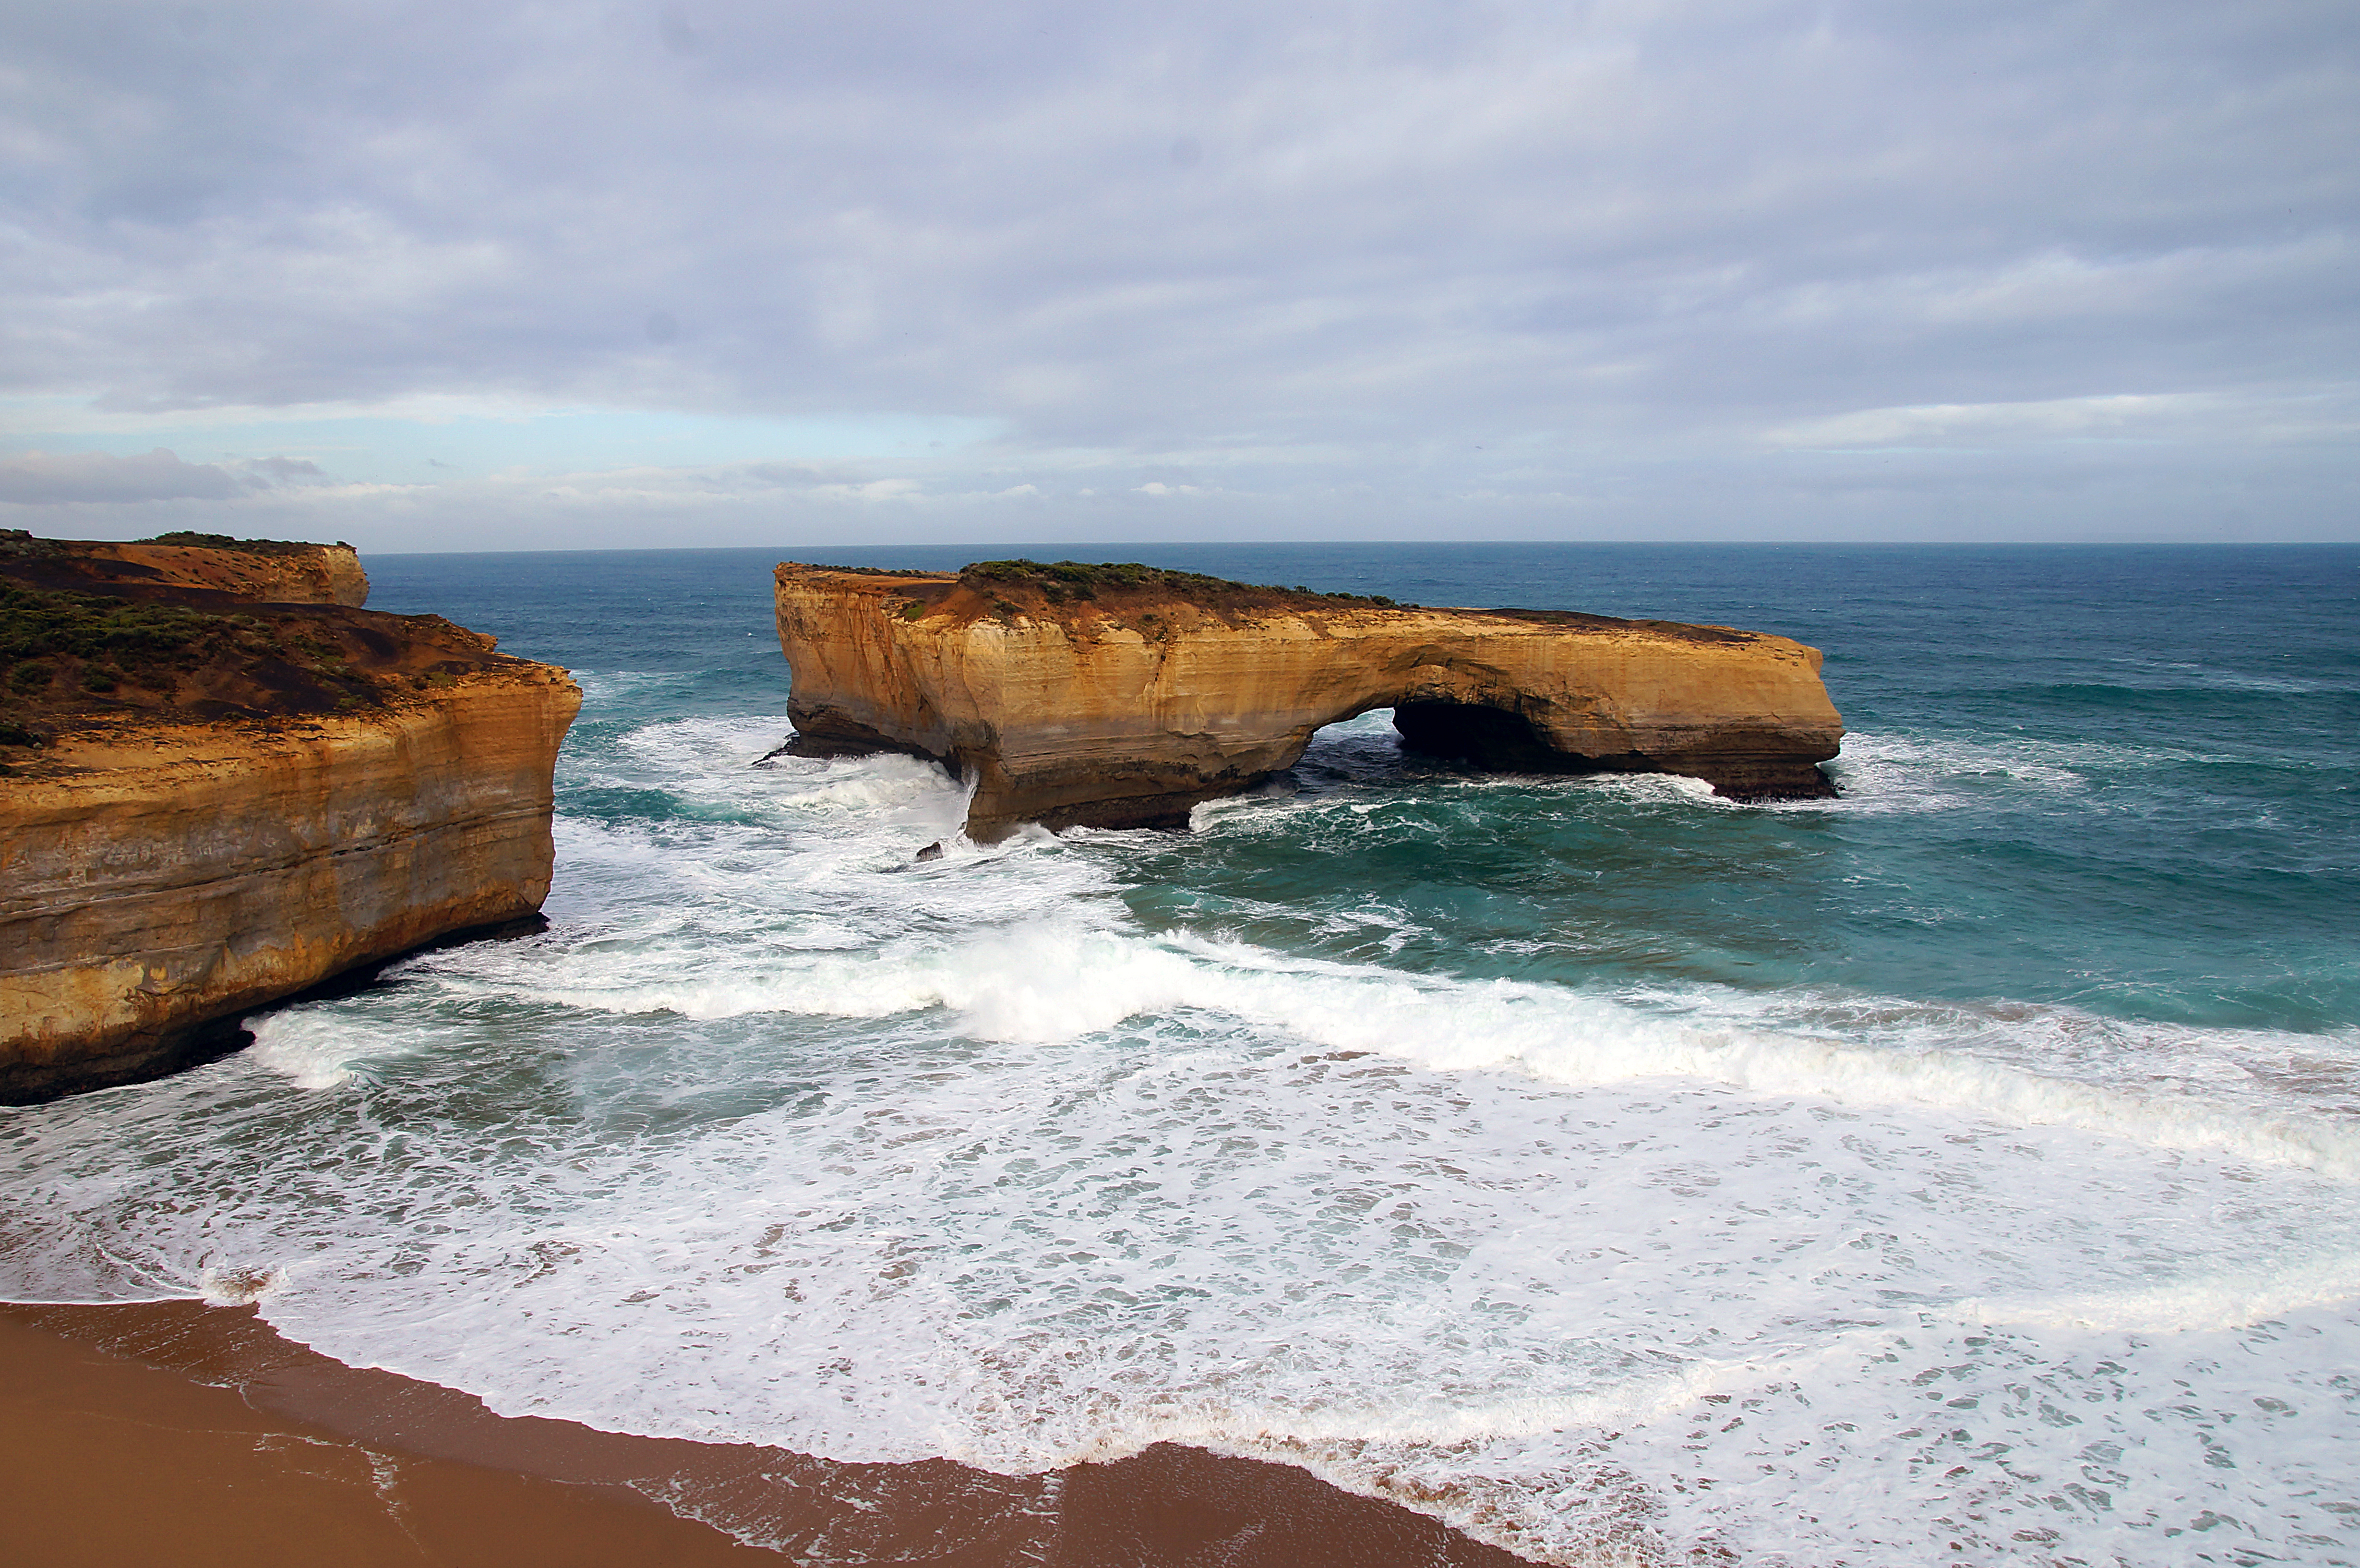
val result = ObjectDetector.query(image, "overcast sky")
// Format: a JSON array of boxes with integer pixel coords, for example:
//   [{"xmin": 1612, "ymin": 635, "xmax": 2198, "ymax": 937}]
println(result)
[{"xmin": 3, "ymin": 1, "xmax": 2354, "ymax": 549}]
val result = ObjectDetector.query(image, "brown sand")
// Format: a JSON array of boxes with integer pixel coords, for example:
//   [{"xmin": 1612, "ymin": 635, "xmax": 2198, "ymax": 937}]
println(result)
[{"xmin": 0, "ymin": 1300, "xmax": 1543, "ymax": 1567}]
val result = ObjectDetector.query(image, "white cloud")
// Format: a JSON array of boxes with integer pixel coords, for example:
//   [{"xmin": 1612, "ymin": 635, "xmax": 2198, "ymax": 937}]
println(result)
[
  {"xmin": 0, "ymin": 1, "xmax": 2353, "ymax": 540},
  {"xmin": 1765, "ymin": 387, "xmax": 2360, "ymax": 450}
]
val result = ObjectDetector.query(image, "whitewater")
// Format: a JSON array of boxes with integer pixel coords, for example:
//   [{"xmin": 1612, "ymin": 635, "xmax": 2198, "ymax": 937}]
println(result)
[{"xmin": 2, "ymin": 543, "xmax": 2353, "ymax": 1566}]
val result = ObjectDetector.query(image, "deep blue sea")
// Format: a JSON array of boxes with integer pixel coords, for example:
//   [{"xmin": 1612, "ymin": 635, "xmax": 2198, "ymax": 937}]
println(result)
[{"xmin": 4, "ymin": 544, "xmax": 2356, "ymax": 1566}]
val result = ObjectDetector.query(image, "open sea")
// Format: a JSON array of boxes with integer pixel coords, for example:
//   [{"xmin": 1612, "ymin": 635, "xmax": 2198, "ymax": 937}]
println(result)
[{"xmin": 3, "ymin": 542, "xmax": 2356, "ymax": 1566}]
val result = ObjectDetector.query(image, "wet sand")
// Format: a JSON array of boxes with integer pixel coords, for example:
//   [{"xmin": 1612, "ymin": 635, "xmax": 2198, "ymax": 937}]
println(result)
[{"xmin": 0, "ymin": 1300, "xmax": 1543, "ymax": 1567}]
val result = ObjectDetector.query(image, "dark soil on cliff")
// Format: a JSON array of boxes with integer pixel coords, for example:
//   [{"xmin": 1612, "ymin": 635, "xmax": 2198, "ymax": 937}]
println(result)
[
  {"xmin": 1, "ymin": 527, "xmax": 346, "ymax": 561},
  {"xmin": 0, "ymin": 540, "xmax": 523, "ymax": 763},
  {"xmin": 789, "ymin": 558, "xmax": 1755, "ymax": 644},
  {"xmin": 961, "ymin": 557, "xmax": 1414, "ymax": 614}
]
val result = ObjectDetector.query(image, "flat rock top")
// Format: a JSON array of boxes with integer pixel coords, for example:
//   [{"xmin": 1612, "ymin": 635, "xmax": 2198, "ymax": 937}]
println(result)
[
  {"xmin": 1, "ymin": 529, "xmax": 367, "ymax": 606},
  {"xmin": 777, "ymin": 559, "xmax": 1760, "ymax": 645},
  {"xmin": 2, "ymin": 532, "xmax": 553, "ymax": 775}
]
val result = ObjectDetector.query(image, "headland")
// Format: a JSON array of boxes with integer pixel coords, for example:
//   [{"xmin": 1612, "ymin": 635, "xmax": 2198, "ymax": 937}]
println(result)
[{"xmin": 0, "ymin": 530, "xmax": 580, "ymax": 1103}]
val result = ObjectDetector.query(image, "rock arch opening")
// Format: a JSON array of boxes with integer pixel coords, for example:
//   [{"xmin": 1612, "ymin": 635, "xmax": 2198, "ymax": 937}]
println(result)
[
  {"xmin": 1383, "ymin": 699, "xmax": 1594, "ymax": 774},
  {"xmin": 773, "ymin": 563, "xmax": 1845, "ymax": 837}
]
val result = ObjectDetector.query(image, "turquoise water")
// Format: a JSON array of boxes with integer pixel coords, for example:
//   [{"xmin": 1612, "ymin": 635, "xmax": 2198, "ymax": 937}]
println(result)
[{"xmin": 3, "ymin": 544, "xmax": 2355, "ymax": 1565}]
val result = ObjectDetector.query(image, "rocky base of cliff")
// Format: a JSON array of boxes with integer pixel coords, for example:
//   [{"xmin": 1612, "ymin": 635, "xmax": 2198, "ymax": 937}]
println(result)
[
  {"xmin": 0, "ymin": 913, "xmax": 550, "ymax": 1105},
  {"xmin": 0, "ymin": 1012, "xmax": 253, "ymax": 1107},
  {"xmin": 1392, "ymin": 701, "xmax": 1841, "ymax": 799},
  {"xmin": 762, "ymin": 705, "xmax": 953, "ymax": 767}
]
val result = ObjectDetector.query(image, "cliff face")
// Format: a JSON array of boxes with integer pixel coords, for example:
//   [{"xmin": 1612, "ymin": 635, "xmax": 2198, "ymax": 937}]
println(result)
[
  {"xmin": 1, "ymin": 534, "xmax": 578, "ymax": 1103},
  {"xmin": 775, "ymin": 561, "xmax": 1844, "ymax": 841},
  {"xmin": 1, "ymin": 676, "xmax": 578, "ymax": 1101}
]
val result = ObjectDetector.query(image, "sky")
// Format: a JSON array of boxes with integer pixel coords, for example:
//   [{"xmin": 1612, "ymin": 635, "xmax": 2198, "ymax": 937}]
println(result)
[{"xmin": 2, "ymin": 0, "xmax": 2355, "ymax": 550}]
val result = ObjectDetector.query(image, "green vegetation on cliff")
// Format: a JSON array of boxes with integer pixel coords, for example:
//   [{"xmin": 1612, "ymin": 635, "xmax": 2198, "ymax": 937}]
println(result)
[
  {"xmin": 139, "ymin": 530, "xmax": 354, "ymax": 557},
  {"xmin": 959, "ymin": 559, "xmax": 1403, "ymax": 608},
  {"xmin": 0, "ymin": 532, "xmax": 503, "ymax": 771},
  {"xmin": 0, "ymin": 580, "xmax": 420, "ymax": 746},
  {"xmin": 1, "ymin": 582, "xmax": 257, "ymax": 708},
  {"xmin": 791, "ymin": 558, "xmax": 1408, "ymax": 608}
]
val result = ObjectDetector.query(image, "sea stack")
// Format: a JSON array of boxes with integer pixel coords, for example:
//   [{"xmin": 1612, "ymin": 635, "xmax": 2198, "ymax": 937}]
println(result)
[
  {"xmin": 773, "ymin": 559, "xmax": 1843, "ymax": 841},
  {"xmin": 0, "ymin": 530, "xmax": 580, "ymax": 1103}
]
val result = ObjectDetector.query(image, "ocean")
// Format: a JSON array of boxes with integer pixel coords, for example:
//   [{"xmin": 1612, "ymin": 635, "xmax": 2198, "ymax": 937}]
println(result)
[{"xmin": 3, "ymin": 542, "xmax": 2355, "ymax": 1565}]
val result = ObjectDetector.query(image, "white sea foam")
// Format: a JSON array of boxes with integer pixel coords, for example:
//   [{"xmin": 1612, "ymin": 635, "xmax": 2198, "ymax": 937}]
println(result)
[
  {"xmin": 2104, "ymin": 655, "xmax": 2358, "ymax": 696},
  {"xmin": 426, "ymin": 897, "xmax": 2360, "ymax": 1179},
  {"xmin": 244, "ymin": 1010, "xmax": 381, "ymax": 1089},
  {"xmin": 1213, "ymin": 717, "xmax": 2206, "ymax": 824},
  {"xmin": 3, "ymin": 724, "xmax": 2355, "ymax": 1567},
  {"xmin": 1818, "ymin": 727, "xmax": 2278, "ymax": 821}
]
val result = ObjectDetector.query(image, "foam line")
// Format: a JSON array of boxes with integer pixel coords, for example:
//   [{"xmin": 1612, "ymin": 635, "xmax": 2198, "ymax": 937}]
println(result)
[{"xmin": 464, "ymin": 909, "xmax": 2360, "ymax": 1178}]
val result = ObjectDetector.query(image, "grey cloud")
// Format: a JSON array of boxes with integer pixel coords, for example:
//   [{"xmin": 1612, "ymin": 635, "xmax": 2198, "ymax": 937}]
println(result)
[
  {"xmin": 0, "ymin": 448, "xmax": 247, "ymax": 504},
  {"xmin": 241, "ymin": 454, "xmax": 327, "ymax": 484},
  {"xmin": 1, "ymin": 1, "xmax": 2354, "ymax": 539},
  {"xmin": 0, "ymin": 448, "xmax": 332, "ymax": 504}
]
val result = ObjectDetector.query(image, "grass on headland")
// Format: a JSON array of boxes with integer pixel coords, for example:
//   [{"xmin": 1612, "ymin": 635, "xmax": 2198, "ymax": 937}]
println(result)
[
  {"xmin": 1, "ymin": 581, "xmax": 263, "ymax": 694},
  {"xmin": 960, "ymin": 559, "xmax": 1404, "ymax": 608},
  {"xmin": 793, "ymin": 558, "xmax": 1405, "ymax": 608},
  {"xmin": 0, "ymin": 580, "xmax": 394, "ymax": 755},
  {"xmin": 139, "ymin": 531, "xmax": 353, "ymax": 556}
]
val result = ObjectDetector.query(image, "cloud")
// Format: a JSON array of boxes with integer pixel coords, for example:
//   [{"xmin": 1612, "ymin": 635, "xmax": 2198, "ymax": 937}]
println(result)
[
  {"xmin": 0, "ymin": 1, "xmax": 2354, "ymax": 541},
  {"xmin": 1764, "ymin": 387, "xmax": 2360, "ymax": 450},
  {"xmin": 0, "ymin": 448, "xmax": 246, "ymax": 504},
  {"xmin": 0, "ymin": 447, "xmax": 338, "ymax": 504},
  {"xmin": 243, "ymin": 454, "xmax": 327, "ymax": 483}
]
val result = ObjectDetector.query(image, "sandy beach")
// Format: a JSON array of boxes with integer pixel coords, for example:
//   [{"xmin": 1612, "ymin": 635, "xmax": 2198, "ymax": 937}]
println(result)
[{"xmin": 0, "ymin": 1300, "xmax": 1540, "ymax": 1566}]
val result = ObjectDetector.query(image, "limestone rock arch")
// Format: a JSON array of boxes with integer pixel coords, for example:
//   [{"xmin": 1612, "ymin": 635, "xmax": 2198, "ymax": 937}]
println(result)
[{"xmin": 773, "ymin": 562, "xmax": 1844, "ymax": 841}]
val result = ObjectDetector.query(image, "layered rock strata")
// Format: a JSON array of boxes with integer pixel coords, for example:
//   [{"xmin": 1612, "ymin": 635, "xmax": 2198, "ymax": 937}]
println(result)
[
  {"xmin": 774, "ymin": 560, "xmax": 1843, "ymax": 841},
  {"xmin": 1, "ymin": 533, "xmax": 579, "ymax": 1103}
]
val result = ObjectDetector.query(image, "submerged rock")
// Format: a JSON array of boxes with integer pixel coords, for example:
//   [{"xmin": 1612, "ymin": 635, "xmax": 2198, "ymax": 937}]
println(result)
[
  {"xmin": 0, "ymin": 532, "xmax": 579, "ymax": 1103},
  {"xmin": 773, "ymin": 559, "xmax": 1843, "ymax": 842}
]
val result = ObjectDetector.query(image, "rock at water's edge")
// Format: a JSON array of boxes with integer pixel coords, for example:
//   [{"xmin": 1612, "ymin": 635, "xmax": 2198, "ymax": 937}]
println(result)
[
  {"xmin": 772, "ymin": 561, "xmax": 1843, "ymax": 841},
  {"xmin": 0, "ymin": 534, "xmax": 579, "ymax": 1102}
]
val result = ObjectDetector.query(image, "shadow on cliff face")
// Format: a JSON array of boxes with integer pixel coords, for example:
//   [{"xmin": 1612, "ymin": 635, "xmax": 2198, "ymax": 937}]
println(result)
[
  {"xmin": 0, "ymin": 916, "xmax": 555, "ymax": 1107},
  {"xmin": 1391, "ymin": 701, "xmax": 1600, "ymax": 773},
  {"xmin": 1286, "ymin": 705, "xmax": 1619, "ymax": 796},
  {"xmin": 1264, "ymin": 707, "xmax": 1528, "ymax": 803}
]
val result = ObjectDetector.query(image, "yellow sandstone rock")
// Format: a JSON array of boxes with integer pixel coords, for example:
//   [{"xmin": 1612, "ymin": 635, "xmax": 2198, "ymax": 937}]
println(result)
[
  {"xmin": 0, "ymin": 675, "xmax": 578, "ymax": 1101},
  {"xmin": 0, "ymin": 533, "xmax": 578, "ymax": 1102},
  {"xmin": 774, "ymin": 561, "xmax": 1843, "ymax": 841}
]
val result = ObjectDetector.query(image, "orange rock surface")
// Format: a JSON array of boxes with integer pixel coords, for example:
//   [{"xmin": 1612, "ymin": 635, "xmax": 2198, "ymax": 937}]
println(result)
[
  {"xmin": 774, "ymin": 562, "xmax": 1843, "ymax": 841},
  {"xmin": 1, "ymin": 534, "xmax": 578, "ymax": 1102}
]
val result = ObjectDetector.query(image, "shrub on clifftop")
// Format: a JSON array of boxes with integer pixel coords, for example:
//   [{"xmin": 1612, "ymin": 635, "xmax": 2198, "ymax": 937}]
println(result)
[{"xmin": 957, "ymin": 559, "xmax": 1402, "ymax": 608}]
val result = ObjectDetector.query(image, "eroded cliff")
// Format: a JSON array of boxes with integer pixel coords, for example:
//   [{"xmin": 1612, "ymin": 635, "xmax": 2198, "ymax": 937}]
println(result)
[
  {"xmin": 774, "ymin": 560, "xmax": 1843, "ymax": 841},
  {"xmin": 1, "ymin": 533, "xmax": 579, "ymax": 1102}
]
